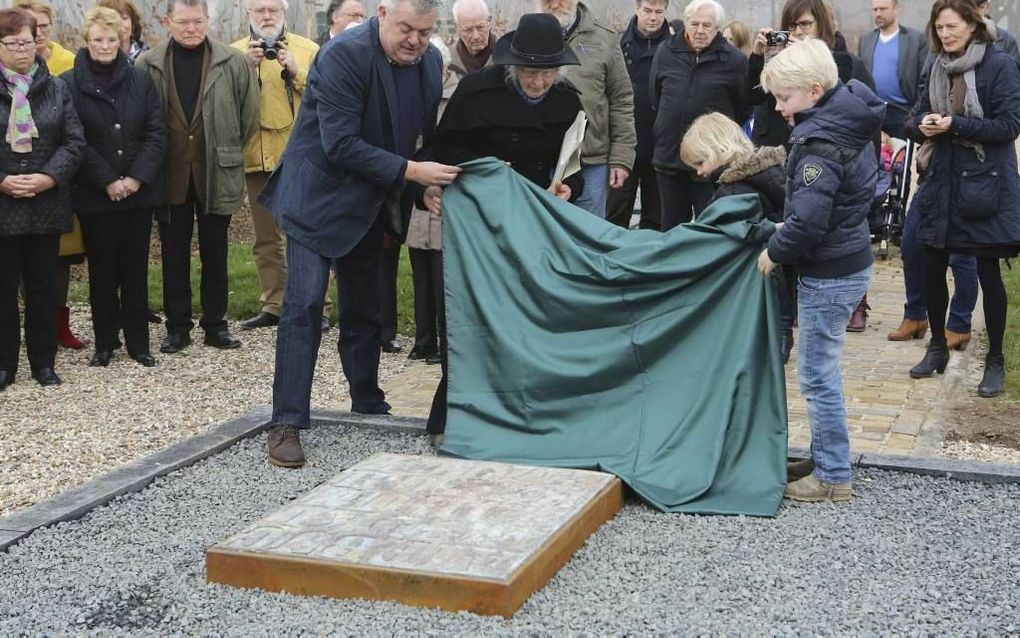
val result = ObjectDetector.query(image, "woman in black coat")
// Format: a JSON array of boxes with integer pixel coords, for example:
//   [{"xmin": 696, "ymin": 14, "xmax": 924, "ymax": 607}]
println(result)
[
  {"xmin": 0, "ymin": 8, "xmax": 85, "ymax": 390},
  {"xmin": 424, "ymin": 13, "xmax": 584, "ymax": 439},
  {"xmin": 61, "ymin": 7, "xmax": 165, "ymax": 367},
  {"xmin": 905, "ymin": 0, "xmax": 1020, "ymax": 397},
  {"xmin": 745, "ymin": 0, "xmax": 876, "ymax": 149}
]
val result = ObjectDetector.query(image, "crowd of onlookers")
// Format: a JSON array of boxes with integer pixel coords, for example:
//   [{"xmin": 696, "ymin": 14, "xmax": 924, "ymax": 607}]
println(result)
[{"xmin": 1, "ymin": 0, "xmax": 1019, "ymax": 495}]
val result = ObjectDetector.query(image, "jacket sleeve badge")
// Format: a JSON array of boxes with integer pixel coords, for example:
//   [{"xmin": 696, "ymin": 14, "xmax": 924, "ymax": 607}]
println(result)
[{"xmin": 802, "ymin": 162, "xmax": 823, "ymax": 187}]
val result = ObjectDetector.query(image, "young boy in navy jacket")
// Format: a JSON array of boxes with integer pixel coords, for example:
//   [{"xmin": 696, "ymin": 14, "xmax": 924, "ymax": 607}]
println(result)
[{"xmin": 757, "ymin": 39, "xmax": 885, "ymax": 503}]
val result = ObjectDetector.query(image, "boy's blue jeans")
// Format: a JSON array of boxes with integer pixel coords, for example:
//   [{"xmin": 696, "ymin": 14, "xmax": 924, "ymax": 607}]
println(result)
[{"xmin": 797, "ymin": 266, "xmax": 872, "ymax": 484}]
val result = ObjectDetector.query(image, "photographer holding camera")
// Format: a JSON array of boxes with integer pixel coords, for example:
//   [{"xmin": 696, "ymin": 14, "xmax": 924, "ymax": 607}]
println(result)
[{"xmin": 232, "ymin": 0, "xmax": 329, "ymax": 331}]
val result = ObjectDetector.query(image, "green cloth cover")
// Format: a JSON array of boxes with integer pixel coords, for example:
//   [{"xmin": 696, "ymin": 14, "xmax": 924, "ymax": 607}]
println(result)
[{"xmin": 439, "ymin": 159, "xmax": 788, "ymax": 517}]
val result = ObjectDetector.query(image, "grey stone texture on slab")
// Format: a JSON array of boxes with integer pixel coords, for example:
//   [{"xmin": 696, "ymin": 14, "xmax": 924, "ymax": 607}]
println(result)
[
  {"xmin": 1, "ymin": 425, "xmax": 1018, "ymax": 634},
  {"xmin": 212, "ymin": 453, "xmax": 616, "ymax": 581}
]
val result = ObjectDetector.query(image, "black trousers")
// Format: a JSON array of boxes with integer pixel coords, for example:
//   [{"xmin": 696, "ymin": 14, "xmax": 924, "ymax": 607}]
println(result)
[
  {"xmin": 158, "ymin": 191, "xmax": 230, "ymax": 336},
  {"xmin": 422, "ymin": 250, "xmax": 450, "ymax": 435},
  {"xmin": 409, "ymin": 247, "xmax": 443, "ymax": 354},
  {"xmin": 380, "ymin": 238, "xmax": 401, "ymax": 343},
  {"xmin": 606, "ymin": 161, "xmax": 662, "ymax": 230},
  {"xmin": 657, "ymin": 170, "xmax": 714, "ymax": 230},
  {"xmin": 0, "ymin": 233, "xmax": 59, "ymax": 375},
  {"xmin": 80, "ymin": 210, "xmax": 153, "ymax": 354}
]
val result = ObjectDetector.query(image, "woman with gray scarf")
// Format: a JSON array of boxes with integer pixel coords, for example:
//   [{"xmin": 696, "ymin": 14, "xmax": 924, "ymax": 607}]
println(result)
[{"xmin": 905, "ymin": 0, "xmax": 1020, "ymax": 398}]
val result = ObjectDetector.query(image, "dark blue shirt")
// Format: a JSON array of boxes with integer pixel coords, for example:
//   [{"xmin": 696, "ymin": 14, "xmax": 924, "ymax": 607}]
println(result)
[{"xmin": 391, "ymin": 62, "xmax": 424, "ymax": 159}]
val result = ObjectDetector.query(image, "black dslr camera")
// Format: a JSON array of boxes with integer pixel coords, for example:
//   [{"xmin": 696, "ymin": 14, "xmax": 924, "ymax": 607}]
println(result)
[
  {"xmin": 252, "ymin": 26, "xmax": 287, "ymax": 60},
  {"xmin": 766, "ymin": 30, "xmax": 791, "ymax": 47}
]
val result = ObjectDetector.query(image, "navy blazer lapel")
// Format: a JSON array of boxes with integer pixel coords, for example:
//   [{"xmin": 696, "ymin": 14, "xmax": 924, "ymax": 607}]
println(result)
[{"xmin": 370, "ymin": 19, "xmax": 401, "ymax": 150}]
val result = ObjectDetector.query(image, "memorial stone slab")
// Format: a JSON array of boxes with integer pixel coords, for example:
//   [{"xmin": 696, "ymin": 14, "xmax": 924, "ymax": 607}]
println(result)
[{"xmin": 207, "ymin": 453, "xmax": 623, "ymax": 617}]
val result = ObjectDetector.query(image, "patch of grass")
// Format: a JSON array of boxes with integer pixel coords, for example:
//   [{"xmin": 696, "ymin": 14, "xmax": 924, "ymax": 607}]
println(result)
[
  {"xmin": 70, "ymin": 243, "xmax": 417, "ymax": 337},
  {"xmin": 1004, "ymin": 261, "xmax": 1020, "ymax": 398}
]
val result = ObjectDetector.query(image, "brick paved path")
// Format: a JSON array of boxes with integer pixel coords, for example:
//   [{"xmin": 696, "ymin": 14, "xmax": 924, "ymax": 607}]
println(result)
[{"xmin": 383, "ymin": 258, "xmax": 977, "ymax": 456}]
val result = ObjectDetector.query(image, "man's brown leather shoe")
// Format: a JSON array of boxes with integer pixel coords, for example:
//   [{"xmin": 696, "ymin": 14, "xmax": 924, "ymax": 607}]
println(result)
[
  {"xmin": 945, "ymin": 329, "xmax": 972, "ymax": 351},
  {"xmin": 888, "ymin": 318, "xmax": 928, "ymax": 341},
  {"xmin": 267, "ymin": 425, "xmax": 305, "ymax": 468}
]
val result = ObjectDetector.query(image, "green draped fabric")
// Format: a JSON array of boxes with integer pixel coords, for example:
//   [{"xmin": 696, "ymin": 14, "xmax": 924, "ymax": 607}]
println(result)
[{"xmin": 438, "ymin": 158, "xmax": 788, "ymax": 517}]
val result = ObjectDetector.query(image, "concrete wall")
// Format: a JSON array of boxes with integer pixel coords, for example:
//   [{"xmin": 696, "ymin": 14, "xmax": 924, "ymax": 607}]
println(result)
[{"xmin": 9, "ymin": 0, "xmax": 1020, "ymax": 54}]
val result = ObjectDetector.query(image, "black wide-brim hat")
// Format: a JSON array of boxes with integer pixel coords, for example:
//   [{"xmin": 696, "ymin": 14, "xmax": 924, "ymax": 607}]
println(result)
[{"xmin": 491, "ymin": 13, "xmax": 580, "ymax": 68}]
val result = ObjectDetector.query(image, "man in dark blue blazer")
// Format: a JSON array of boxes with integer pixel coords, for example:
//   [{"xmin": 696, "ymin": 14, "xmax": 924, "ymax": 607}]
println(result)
[{"xmin": 257, "ymin": 0, "xmax": 461, "ymax": 468}]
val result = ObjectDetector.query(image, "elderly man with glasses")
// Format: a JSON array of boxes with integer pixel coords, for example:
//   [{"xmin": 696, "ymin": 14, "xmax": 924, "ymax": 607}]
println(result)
[
  {"xmin": 136, "ymin": 0, "xmax": 259, "ymax": 355},
  {"xmin": 318, "ymin": 0, "xmax": 365, "ymax": 45},
  {"xmin": 447, "ymin": 0, "xmax": 494, "ymax": 84}
]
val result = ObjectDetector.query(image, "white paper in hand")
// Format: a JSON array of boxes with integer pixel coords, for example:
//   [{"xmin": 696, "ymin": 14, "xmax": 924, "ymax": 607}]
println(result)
[{"xmin": 552, "ymin": 111, "xmax": 587, "ymax": 186}]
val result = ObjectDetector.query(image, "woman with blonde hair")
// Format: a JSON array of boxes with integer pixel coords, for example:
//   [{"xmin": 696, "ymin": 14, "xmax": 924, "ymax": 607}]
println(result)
[
  {"xmin": 680, "ymin": 112, "xmax": 792, "ymax": 361},
  {"xmin": 722, "ymin": 20, "xmax": 751, "ymax": 55},
  {"xmin": 60, "ymin": 6, "xmax": 165, "ymax": 367},
  {"xmin": 95, "ymin": 0, "xmax": 149, "ymax": 64}
]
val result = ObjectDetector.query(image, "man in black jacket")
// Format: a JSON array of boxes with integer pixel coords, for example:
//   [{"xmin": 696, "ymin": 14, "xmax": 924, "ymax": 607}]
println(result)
[
  {"xmin": 606, "ymin": 0, "xmax": 671, "ymax": 231},
  {"xmin": 650, "ymin": 0, "xmax": 748, "ymax": 230}
]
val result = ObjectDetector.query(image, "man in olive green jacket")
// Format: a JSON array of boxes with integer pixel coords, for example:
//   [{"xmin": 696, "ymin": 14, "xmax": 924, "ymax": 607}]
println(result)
[
  {"xmin": 539, "ymin": 0, "xmax": 636, "ymax": 218},
  {"xmin": 136, "ymin": 0, "xmax": 259, "ymax": 354}
]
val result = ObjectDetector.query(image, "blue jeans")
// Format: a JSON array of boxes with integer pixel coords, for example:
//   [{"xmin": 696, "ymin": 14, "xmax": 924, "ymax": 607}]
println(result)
[
  {"xmin": 901, "ymin": 198, "xmax": 977, "ymax": 332},
  {"xmin": 574, "ymin": 163, "xmax": 609, "ymax": 218},
  {"xmin": 272, "ymin": 225, "xmax": 390, "ymax": 428},
  {"xmin": 797, "ymin": 266, "xmax": 872, "ymax": 484}
]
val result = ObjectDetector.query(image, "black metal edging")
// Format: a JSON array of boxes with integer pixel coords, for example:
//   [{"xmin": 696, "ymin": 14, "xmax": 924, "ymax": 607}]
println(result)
[
  {"xmin": 0, "ymin": 408, "xmax": 427, "ymax": 553},
  {"xmin": 2, "ymin": 414, "xmax": 1016, "ymax": 553},
  {"xmin": 788, "ymin": 446, "xmax": 1020, "ymax": 484}
]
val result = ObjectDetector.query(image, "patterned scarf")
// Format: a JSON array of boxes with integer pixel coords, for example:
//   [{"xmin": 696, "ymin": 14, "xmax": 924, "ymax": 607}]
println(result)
[
  {"xmin": 928, "ymin": 41, "xmax": 986, "ymax": 161},
  {"xmin": 1, "ymin": 61, "xmax": 39, "ymax": 153}
]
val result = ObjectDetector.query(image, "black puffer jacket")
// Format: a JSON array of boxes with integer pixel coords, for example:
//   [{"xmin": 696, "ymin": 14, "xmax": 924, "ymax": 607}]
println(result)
[
  {"xmin": 710, "ymin": 146, "xmax": 787, "ymax": 223},
  {"xmin": 61, "ymin": 49, "xmax": 166, "ymax": 213},
  {"xmin": 650, "ymin": 31, "xmax": 749, "ymax": 172},
  {"xmin": 620, "ymin": 17, "xmax": 671, "ymax": 164},
  {"xmin": 0, "ymin": 58, "xmax": 85, "ymax": 237},
  {"xmin": 767, "ymin": 81, "xmax": 884, "ymax": 278}
]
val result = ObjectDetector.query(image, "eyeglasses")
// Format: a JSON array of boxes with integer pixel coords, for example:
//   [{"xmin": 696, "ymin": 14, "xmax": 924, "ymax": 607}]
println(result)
[
  {"xmin": 249, "ymin": 7, "xmax": 283, "ymax": 15},
  {"xmin": 169, "ymin": 17, "xmax": 208, "ymax": 27},
  {"xmin": 88, "ymin": 36, "xmax": 120, "ymax": 46},
  {"xmin": 340, "ymin": 11, "xmax": 364, "ymax": 18},
  {"xmin": 0, "ymin": 40, "xmax": 35, "ymax": 51},
  {"xmin": 457, "ymin": 23, "xmax": 489, "ymax": 35},
  {"xmin": 791, "ymin": 19, "xmax": 815, "ymax": 31}
]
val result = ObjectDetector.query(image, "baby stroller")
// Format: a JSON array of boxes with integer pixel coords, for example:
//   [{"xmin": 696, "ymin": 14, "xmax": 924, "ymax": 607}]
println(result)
[{"xmin": 869, "ymin": 137, "xmax": 913, "ymax": 260}]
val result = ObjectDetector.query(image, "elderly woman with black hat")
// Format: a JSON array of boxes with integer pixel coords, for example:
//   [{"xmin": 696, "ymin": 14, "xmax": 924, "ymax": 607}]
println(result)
[
  {"xmin": 423, "ymin": 11, "xmax": 584, "ymax": 438},
  {"xmin": 430, "ymin": 12, "xmax": 584, "ymax": 202}
]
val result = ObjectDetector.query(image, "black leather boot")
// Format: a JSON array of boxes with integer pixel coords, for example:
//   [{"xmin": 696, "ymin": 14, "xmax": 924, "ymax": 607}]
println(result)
[
  {"xmin": 978, "ymin": 353, "xmax": 1005, "ymax": 398},
  {"xmin": 909, "ymin": 343, "xmax": 950, "ymax": 379},
  {"xmin": 780, "ymin": 317, "xmax": 794, "ymax": 365}
]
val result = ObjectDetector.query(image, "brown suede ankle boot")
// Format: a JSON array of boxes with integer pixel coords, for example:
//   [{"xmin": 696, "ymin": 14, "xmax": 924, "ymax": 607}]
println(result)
[{"xmin": 888, "ymin": 318, "xmax": 928, "ymax": 341}]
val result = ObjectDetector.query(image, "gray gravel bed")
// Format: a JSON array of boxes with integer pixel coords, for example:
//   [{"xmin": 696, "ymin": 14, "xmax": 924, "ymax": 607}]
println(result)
[{"xmin": 1, "ymin": 424, "xmax": 1018, "ymax": 635}]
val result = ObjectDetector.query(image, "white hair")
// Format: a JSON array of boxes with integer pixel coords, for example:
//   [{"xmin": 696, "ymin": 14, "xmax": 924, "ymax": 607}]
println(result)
[
  {"xmin": 683, "ymin": 0, "xmax": 724, "ymax": 27},
  {"xmin": 245, "ymin": 0, "xmax": 289, "ymax": 9},
  {"xmin": 451, "ymin": 0, "xmax": 489, "ymax": 24},
  {"xmin": 379, "ymin": 0, "xmax": 443, "ymax": 12}
]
